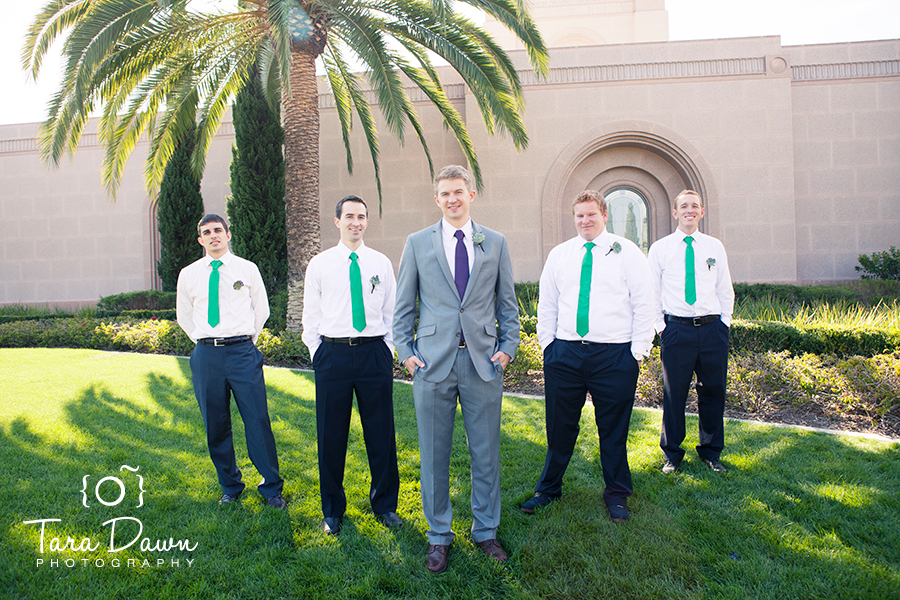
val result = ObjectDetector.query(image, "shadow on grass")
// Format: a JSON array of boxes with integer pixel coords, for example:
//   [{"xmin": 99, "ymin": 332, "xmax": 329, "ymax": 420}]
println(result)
[{"xmin": 2, "ymin": 352, "xmax": 899, "ymax": 599}]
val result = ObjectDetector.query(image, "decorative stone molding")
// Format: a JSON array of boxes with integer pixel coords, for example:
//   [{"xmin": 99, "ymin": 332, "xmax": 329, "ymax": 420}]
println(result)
[
  {"xmin": 318, "ymin": 83, "xmax": 466, "ymax": 109},
  {"xmin": 1, "ymin": 124, "xmax": 235, "ymax": 155},
  {"xmin": 518, "ymin": 57, "xmax": 767, "ymax": 86},
  {"xmin": 792, "ymin": 59, "xmax": 900, "ymax": 81}
]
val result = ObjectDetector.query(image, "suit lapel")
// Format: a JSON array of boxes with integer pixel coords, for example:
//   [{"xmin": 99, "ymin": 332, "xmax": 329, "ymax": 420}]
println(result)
[
  {"xmin": 430, "ymin": 221, "xmax": 460, "ymax": 300},
  {"xmin": 463, "ymin": 222, "xmax": 486, "ymax": 304}
]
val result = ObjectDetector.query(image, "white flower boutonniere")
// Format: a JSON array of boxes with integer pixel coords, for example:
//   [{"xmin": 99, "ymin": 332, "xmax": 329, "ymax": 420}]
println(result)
[
  {"xmin": 369, "ymin": 275, "xmax": 381, "ymax": 293},
  {"xmin": 605, "ymin": 242, "xmax": 622, "ymax": 256},
  {"xmin": 472, "ymin": 232, "xmax": 485, "ymax": 247},
  {"xmin": 233, "ymin": 280, "xmax": 244, "ymax": 290},
  {"xmin": 706, "ymin": 258, "xmax": 716, "ymax": 270}
]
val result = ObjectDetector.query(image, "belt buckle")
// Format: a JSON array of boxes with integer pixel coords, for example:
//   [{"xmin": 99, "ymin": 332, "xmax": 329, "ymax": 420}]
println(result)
[
  {"xmin": 692, "ymin": 317, "xmax": 703, "ymax": 327},
  {"xmin": 213, "ymin": 338, "xmax": 225, "ymax": 347},
  {"xmin": 348, "ymin": 337, "xmax": 360, "ymax": 347},
  {"xmin": 458, "ymin": 340, "xmax": 466, "ymax": 349}
]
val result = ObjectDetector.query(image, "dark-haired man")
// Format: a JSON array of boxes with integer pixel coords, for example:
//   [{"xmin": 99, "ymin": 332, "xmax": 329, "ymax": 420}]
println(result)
[
  {"xmin": 302, "ymin": 196, "xmax": 401, "ymax": 536},
  {"xmin": 176, "ymin": 214, "xmax": 286, "ymax": 509}
]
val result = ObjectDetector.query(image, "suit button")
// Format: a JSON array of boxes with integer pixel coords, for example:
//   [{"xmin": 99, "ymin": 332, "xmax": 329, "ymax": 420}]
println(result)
[{"xmin": 460, "ymin": 308, "xmax": 464, "ymax": 313}]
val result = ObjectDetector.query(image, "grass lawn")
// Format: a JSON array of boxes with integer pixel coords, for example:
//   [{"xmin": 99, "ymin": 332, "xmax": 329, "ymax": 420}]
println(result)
[{"xmin": 2, "ymin": 348, "xmax": 899, "ymax": 600}]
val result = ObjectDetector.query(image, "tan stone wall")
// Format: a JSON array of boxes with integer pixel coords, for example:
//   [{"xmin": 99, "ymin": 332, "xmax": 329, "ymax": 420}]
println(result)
[
  {"xmin": 2, "ymin": 37, "xmax": 898, "ymax": 307},
  {"xmin": 789, "ymin": 41, "xmax": 900, "ymax": 281},
  {"xmin": 0, "ymin": 118, "xmax": 234, "ymax": 307}
]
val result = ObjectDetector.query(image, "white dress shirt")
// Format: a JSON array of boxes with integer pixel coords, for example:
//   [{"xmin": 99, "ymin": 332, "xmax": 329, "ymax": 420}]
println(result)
[
  {"xmin": 176, "ymin": 251, "xmax": 270, "ymax": 343},
  {"xmin": 537, "ymin": 230, "xmax": 656, "ymax": 360},
  {"xmin": 301, "ymin": 241, "xmax": 397, "ymax": 360},
  {"xmin": 441, "ymin": 218, "xmax": 475, "ymax": 278},
  {"xmin": 648, "ymin": 229, "xmax": 734, "ymax": 333}
]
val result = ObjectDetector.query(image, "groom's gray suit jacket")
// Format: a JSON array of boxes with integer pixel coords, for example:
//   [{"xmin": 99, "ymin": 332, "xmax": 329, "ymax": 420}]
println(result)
[{"xmin": 394, "ymin": 220, "xmax": 520, "ymax": 383}]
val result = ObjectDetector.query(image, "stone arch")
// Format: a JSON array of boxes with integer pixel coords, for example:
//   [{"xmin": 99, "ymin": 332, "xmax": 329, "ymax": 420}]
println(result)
[{"xmin": 540, "ymin": 120, "xmax": 718, "ymax": 259}]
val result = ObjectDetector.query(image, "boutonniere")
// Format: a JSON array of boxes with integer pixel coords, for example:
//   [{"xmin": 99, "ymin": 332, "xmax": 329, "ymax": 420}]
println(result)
[
  {"xmin": 369, "ymin": 275, "xmax": 381, "ymax": 293},
  {"xmin": 233, "ymin": 280, "xmax": 244, "ymax": 290},
  {"xmin": 472, "ymin": 232, "xmax": 485, "ymax": 247},
  {"xmin": 706, "ymin": 258, "xmax": 716, "ymax": 270},
  {"xmin": 605, "ymin": 242, "xmax": 622, "ymax": 256}
]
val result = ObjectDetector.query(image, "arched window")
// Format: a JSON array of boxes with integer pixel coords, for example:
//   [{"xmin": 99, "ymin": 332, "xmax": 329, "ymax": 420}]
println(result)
[{"xmin": 604, "ymin": 187, "xmax": 649, "ymax": 255}]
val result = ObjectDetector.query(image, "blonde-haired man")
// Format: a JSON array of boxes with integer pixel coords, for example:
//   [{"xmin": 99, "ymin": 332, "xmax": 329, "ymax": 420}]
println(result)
[{"xmin": 648, "ymin": 190, "xmax": 734, "ymax": 474}]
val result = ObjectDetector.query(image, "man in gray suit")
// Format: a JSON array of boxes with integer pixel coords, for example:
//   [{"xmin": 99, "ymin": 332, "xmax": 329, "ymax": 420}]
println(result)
[{"xmin": 394, "ymin": 165, "xmax": 520, "ymax": 574}]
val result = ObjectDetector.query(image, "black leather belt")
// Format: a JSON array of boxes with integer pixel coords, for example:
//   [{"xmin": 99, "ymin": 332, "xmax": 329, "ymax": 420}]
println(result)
[
  {"xmin": 665, "ymin": 314, "xmax": 720, "ymax": 326},
  {"xmin": 198, "ymin": 335, "xmax": 252, "ymax": 346},
  {"xmin": 321, "ymin": 336, "xmax": 383, "ymax": 346}
]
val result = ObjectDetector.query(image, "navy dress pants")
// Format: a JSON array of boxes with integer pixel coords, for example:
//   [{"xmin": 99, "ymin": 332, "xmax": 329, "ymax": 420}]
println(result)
[
  {"xmin": 659, "ymin": 318, "xmax": 729, "ymax": 464},
  {"xmin": 536, "ymin": 340, "xmax": 639, "ymax": 507},
  {"xmin": 313, "ymin": 340, "xmax": 399, "ymax": 519},
  {"xmin": 190, "ymin": 340, "xmax": 284, "ymax": 498}
]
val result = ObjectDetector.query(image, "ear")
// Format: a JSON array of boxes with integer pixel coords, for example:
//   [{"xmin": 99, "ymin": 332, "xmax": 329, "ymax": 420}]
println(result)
[{"xmin": 334, "ymin": 216, "xmax": 341, "ymax": 229}]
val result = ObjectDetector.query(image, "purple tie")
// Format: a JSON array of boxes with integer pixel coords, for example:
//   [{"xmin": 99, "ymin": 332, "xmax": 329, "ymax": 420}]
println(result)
[{"xmin": 454, "ymin": 230, "xmax": 469, "ymax": 300}]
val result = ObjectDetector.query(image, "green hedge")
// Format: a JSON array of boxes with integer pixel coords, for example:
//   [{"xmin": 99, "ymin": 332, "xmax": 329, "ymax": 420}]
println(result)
[
  {"xmin": 98, "ymin": 290, "xmax": 177, "ymax": 311},
  {"xmin": 0, "ymin": 318, "xmax": 309, "ymax": 367},
  {"xmin": 730, "ymin": 320, "xmax": 900, "ymax": 357}
]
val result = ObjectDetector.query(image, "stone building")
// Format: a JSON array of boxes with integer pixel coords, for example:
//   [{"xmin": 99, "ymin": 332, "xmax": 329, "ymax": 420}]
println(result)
[{"xmin": 1, "ymin": 0, "xmax": 898, "ymax": 307}]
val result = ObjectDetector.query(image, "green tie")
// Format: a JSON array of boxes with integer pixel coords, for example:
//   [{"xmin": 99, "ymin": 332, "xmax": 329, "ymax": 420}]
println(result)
[
  {"xmin": 350, "ymin": 252, "xmax": 366, "ymax": 332},
  {"xmin": 208, "ymin": 259, "xmax": 222, "ymax": 327},
  {"xmin": 576, "ymin": 242, "xmax": 595, "ymax": 337},
  {"xmin": 684, "ymin": 236, "xmax": 696, "ymax": 305}
]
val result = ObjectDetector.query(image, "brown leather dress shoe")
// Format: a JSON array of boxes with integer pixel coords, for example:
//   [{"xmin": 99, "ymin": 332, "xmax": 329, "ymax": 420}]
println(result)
[
  {"xmin": 425, "ymin": 544, "xmax": 449, "ymax": 573},
  {"xmin": 476, "ymin": 538, "xmax": 508, "ymax": 562}
]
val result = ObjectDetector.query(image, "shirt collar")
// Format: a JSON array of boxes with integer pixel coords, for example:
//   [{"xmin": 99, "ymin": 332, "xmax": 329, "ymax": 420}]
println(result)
[
  {"xmin": 207, "ymin": 251, "xmax": 233, "ymax": 266},
  {"xmin": 578, "ymin": 229, "xmax": 609, "ymax": 247},
  {"xmin": 441, "ymin": 218, "xmax": 473, "ymax": 239},
  {"xmin": 337, "ymin": 240, "xmax": 366, "ymax": 258}
]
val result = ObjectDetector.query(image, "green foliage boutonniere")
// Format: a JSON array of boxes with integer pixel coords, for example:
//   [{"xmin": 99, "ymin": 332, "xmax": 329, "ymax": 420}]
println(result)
[
  {"xmin": 605, "ymin": 242, "xmax": 622, "ymax": 256},
  {"xmin": 472, "ymin": 232, "xmax": 485, "ymax": 246},
  {"xmin": 706, "ymin": 258, "xmax": 716, "ymax": 270},
  {"xmin": 233, "ymin": 281, "xmax": 244, "ymax": 290},
  {"xmin": 369, "ymin": 275, "xmax": 381, "ymax": 293}
]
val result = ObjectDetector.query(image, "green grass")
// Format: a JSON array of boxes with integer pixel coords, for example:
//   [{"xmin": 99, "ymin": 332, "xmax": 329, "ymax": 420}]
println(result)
[
  {"xmin": 735, "ymin": 298, "xmax": 900, "ymax": 331},
  {"xmin": 2, "ymin": 349, "xmax": 899, "ymax": 599}
]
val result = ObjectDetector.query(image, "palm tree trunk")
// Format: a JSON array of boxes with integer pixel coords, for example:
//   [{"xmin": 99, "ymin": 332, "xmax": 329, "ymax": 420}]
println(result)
[{"xmin": 283, "ymin": 47, "xmax": 321, "ymax": 332}]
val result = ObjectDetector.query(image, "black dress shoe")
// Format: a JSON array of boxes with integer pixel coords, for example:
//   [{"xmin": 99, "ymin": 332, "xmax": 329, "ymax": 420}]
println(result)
[
  {"xmin": 322, "ymin": 517, "xmax": 342, "ymax": 535},
  {"xmin": 520, "ymin": 492, "xmax": 558, "ymax": 514},
  {"xmin": 218, "ymin": 492, "xmax": 242, "ymax": 504},
  {"xmin": 607, "ymin": 503, "xmax": 629, "ymax": 523},
  {"xmin": 266, "ymin": 494, "xmax": 288, "ymax": 510},
  {"xmin": 376, "ymin": 512, "xmax": 403, "ymax": 528},
  {"xmin": 702, "ymin": 458, "xmax": 728, "ymax": 473},
  {"xmin": 661, "ymin": 460, "xmax": 679, "ymax": 474}
]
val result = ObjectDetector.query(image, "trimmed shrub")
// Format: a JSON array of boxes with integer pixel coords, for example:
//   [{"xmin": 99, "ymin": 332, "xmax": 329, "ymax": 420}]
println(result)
[
  {"xmin": 730, "ymin": 320, "xmax": 900, "ymax": 357},
  {"xmin": 97, "ymin": 291, "xmax": 177, "ymax": 311},
  {"xmin": 856, "ymin": 246, "xmax": 900, "ymax": 281}
]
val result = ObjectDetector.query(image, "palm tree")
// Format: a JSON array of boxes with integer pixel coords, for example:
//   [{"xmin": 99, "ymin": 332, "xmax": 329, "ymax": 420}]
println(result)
[{"xmin": 22, "ymin": 0, "xmax": 548, "ymax": 329}]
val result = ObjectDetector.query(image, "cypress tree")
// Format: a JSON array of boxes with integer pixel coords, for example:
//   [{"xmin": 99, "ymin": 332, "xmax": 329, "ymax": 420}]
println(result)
[
  {"xmin": 156, "ymin": 124, "xmax": 204, "ymax": 292},
  {"xmin": 227, "ymin": 74, "xmax": 287, "ymax": 298}
]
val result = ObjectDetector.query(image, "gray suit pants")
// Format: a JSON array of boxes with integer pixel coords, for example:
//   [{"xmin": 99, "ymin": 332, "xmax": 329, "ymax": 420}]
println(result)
[{"xmin": 413, "ymin": 347, "xmax": 503, "ymax": 545}]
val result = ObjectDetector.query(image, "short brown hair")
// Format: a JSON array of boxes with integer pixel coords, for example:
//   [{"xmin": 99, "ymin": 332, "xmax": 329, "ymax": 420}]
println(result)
[
  {"xmin": 197, "ymin": 214, "xmax": 229, "ymax": 236},
  {"xmin": 335, "ymin": 195, "xmax": 368, "ymax": 219},
  {"xmin": 673, "ymin": 189, "xmax": 703, "ymax": 210},
  {"xmin": 433, "ymin": 165, "xmax": 474, "ymax": 195},
  {"xmin": 572, "ymin": 190, "xmax": 607, "ymax": 215}
]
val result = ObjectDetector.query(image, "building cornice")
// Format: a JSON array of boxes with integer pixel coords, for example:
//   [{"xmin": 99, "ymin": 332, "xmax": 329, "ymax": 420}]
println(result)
[{"xmin": 791, "ymin": 59, "xmax": 900, "ymax": 82}]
